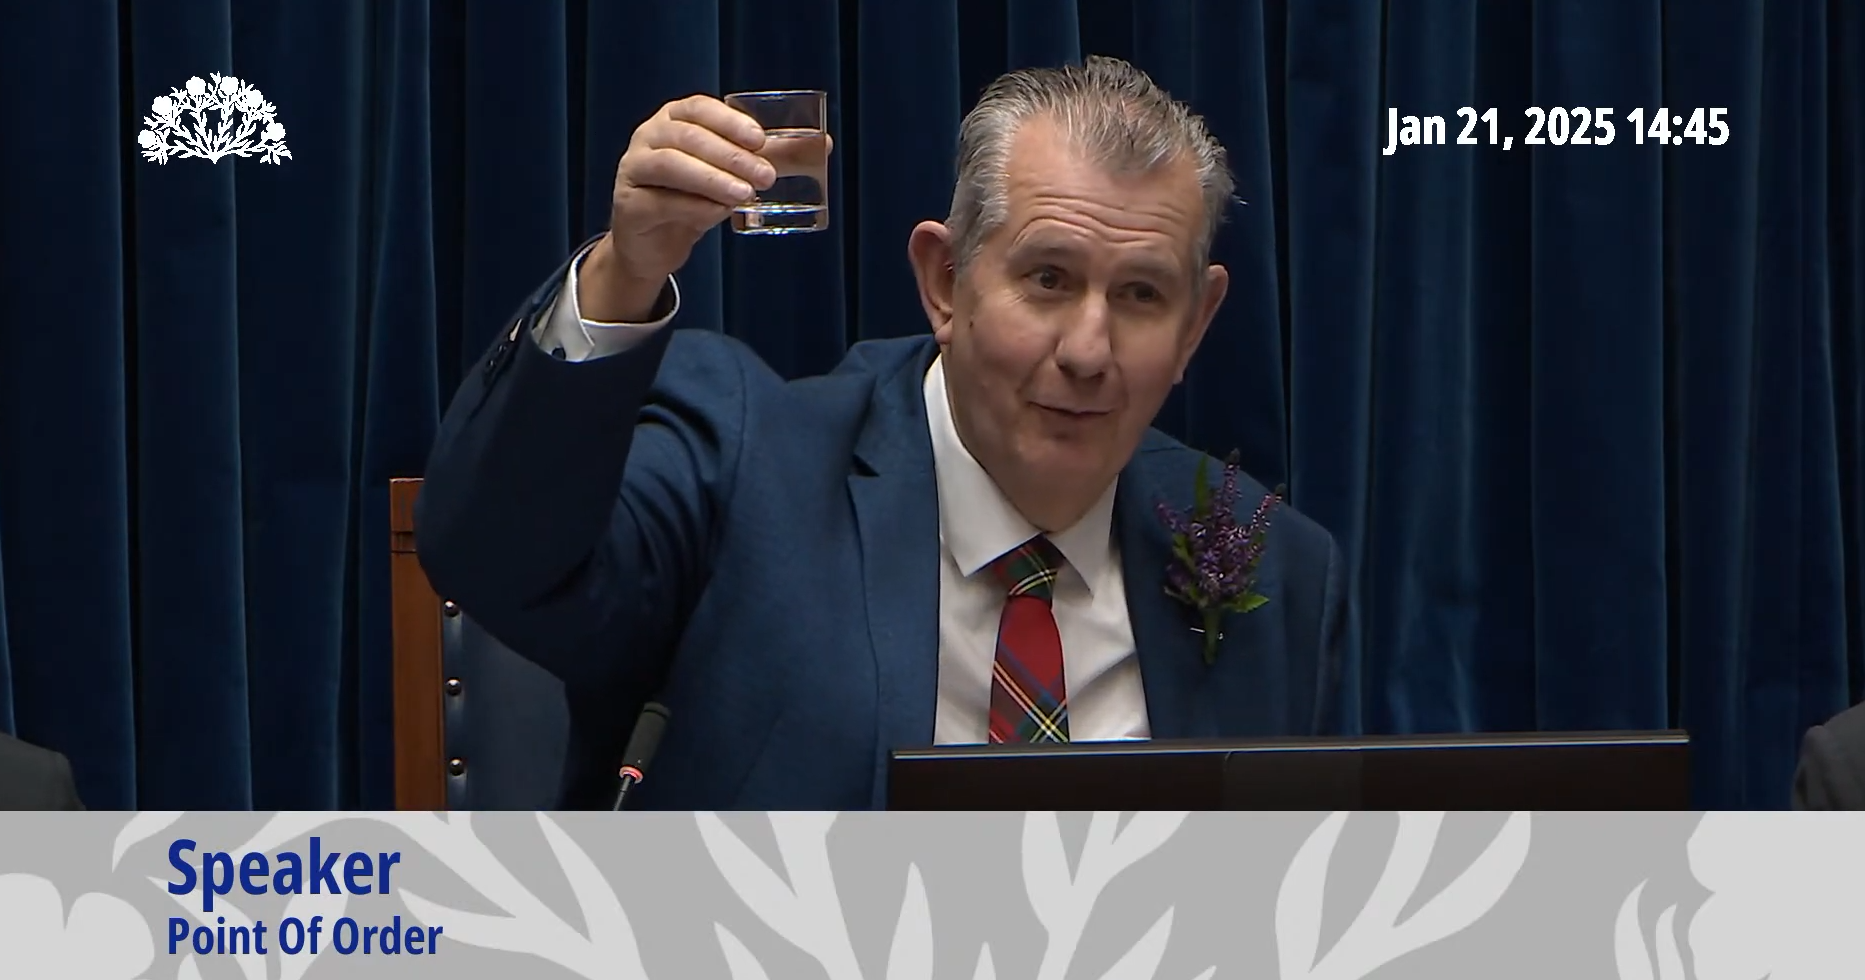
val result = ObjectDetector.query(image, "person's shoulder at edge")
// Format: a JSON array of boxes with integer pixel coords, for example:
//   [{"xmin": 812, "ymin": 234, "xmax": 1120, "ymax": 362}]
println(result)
[
  {"xmin": 0, "ymin": 732, "xmax": 83, "ymax": 810},
  {"xmin": 1793, "ymin": 699, "xmax": 1865, "ymax": 809}
]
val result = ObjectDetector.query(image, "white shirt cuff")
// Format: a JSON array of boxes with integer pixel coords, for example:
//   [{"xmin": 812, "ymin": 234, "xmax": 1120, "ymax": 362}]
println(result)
[{"xmin": 529, "ymin": 241, "xmax": 679, "ymax": 362}]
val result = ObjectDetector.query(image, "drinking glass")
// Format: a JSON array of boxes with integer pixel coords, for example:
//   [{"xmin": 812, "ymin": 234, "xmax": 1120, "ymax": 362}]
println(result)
[{"xmin": 723, "ymin": 89, "xmax": 830, "ymax": 234}]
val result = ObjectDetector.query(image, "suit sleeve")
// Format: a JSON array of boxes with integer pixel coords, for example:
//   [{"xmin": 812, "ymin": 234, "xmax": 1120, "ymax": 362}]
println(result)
[
  {"xmin": 47, "ymin": 751, "xmax": 82, "ymax": 810},
  {"xmin": 1312, "ymin": 537, "xmax": 1361, "ymax": 737},
  {"xmin": 1792, "ymin": 722, "xmax": 1865, "ymax": 810},
  {"xmin": 414, "ymin": 252, "xmax": 755, "ymax": 696}
]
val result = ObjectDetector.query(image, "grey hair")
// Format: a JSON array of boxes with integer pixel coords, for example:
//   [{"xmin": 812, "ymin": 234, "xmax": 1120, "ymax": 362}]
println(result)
[{"xmin": 945, "ymin": 56, "xmax": 1235, "ymax": 277}]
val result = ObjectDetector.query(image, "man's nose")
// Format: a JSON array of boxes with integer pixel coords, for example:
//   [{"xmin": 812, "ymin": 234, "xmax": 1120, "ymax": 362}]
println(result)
[{"xmin": 1056, "ymin": 296, "xmax": 1115, "ymax": 378}]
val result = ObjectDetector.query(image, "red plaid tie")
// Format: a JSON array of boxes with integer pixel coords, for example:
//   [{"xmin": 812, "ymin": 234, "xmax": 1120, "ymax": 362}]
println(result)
[{"xmin": 987, "ymin": 536, "xmax": 1069, "ymax": 743}]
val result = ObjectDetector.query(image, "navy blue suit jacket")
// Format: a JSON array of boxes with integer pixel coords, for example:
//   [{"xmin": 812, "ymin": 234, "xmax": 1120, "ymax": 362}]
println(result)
[{"xmin": 417, "ymin": 252, "xmax": 1358, "ymax": 809}]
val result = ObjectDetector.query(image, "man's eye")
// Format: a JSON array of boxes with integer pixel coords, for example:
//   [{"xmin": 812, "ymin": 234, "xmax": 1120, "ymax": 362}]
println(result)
[
  {"xmin": 1031, "ymin": 268, "xmax": 1063, "ymax": 290},
  {"xmin": 1130, "ymin": 283, "xmax": 1161, "ymax": 303}
]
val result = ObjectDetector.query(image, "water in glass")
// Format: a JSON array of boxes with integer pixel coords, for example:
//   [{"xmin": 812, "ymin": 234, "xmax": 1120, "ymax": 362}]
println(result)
[{"xmin": 724, "ymin": 90, "xmax": 830, "ymax": 235}]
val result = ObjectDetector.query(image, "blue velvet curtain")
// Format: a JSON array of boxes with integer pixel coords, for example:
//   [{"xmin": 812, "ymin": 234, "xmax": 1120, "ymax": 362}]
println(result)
[{"xmin": 1, "ymin": 0, "xmax": 1858, "ymax": 809}]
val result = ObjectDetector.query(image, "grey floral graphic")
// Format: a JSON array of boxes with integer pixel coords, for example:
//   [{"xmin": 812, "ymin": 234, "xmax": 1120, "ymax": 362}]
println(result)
[
  {"xmin": 702, "ymin": 811, "xmax": 926, "ymax": 980},
  {"xmin": 11, "ymin": 809, "xmax": 1848, "ymax": 980},
  {"xmin": 394, "ymin": 812, "xmax": 648, "ymax": 979},
  {"xmin": 0, "ymin": 873, "xmax": 155, "ymax": 978},
  {"xmin": 1015, "ymin": 811, "xmax": 1207, "ymax": 980},
  {"xmin": 1686, "ymin": 810, "xmax": 1857, "ymax": 980},
  {"xmin": 1613, "ymin": 882, "xmax": 1687, "ymax": 980},
  {"xmin": 112, "ymin": 813, "xmax": 185, "ymax": 872},
  {"xmin": 699, "ymin": 811, "xmax": 1209, "ymax": 980},
  {"xmin": 1275, "ymin": 812, "xmax": 1531, "ymax": 980}
]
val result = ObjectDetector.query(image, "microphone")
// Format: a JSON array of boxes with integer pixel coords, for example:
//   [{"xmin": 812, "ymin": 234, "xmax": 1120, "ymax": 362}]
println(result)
[{"xmin": 611, "ymin": 702, "xmax": 671, "ymax": 811}]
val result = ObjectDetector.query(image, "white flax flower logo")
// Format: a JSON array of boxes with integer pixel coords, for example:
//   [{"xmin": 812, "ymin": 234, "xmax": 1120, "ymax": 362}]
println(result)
[{"xmin": 139, "ymin": 73, "xmax": 290, "ymax": 165}]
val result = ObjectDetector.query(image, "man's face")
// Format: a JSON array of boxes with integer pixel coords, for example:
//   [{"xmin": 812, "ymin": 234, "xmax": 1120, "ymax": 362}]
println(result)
[{"xmin": 916, "ymin": 117, "xmax": 1228, "ymax": 528}]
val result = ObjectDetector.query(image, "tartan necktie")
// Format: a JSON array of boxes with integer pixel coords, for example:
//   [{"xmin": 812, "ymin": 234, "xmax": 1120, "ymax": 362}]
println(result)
[{"xmin": 986, "ymin": 536, "xmax": 1069, "ymax": 743}]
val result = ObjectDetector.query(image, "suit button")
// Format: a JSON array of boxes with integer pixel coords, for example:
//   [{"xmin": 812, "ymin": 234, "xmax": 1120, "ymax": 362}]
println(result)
[
  {"xmin": 445, "ymin": 678, "xmax": 462, "ymax": 696},
  {"xmin": 483, "ymin": 342, "xmax": 511, "ymax": 379},
  {"xmin": 447, "ymin": 758, "xmax": 466, "ymax": 776},
  {"xmin": 443, "ymin": 600, "xmax": 460, "ymax": 617}
]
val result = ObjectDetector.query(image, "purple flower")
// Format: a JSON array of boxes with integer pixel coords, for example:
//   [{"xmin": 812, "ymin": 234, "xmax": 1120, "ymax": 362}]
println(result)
[{"xmin": 1155, "ymin": 451, "xmax": 1280, "ymax": 665}]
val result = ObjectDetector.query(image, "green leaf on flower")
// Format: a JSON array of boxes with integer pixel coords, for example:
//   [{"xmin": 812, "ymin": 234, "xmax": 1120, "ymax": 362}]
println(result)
[
  {"xmin": 1192, "ymin": 454, "xmax": 1212, "ymax": 515},
  {"xmin": 1238, "ymin": 592, "xmax": 1270, "ymax": 614}
]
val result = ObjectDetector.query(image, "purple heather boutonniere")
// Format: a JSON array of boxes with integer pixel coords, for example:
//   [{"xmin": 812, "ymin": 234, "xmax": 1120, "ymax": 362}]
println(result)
[{"xmin": 1154, "ymin": 450, "xmax": 1281, "ymax": 666}]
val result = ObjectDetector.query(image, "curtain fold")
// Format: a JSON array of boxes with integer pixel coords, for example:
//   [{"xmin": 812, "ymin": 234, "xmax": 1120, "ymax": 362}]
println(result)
[
  {"xmin": 0, "ymin": 0, "xmax": 1857, "ymax": 809},
  {"xmin": 0, "ymin": 0, "xmax": 139, "ymax": 808}
]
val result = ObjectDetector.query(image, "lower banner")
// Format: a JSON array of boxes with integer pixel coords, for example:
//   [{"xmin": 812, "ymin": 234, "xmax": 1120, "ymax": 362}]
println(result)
[{"xmin": 0, "ymin": 811, "xmax": 1840, "ymax": 979}]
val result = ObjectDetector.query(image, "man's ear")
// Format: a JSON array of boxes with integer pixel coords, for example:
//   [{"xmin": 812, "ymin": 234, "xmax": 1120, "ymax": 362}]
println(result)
[
  {"xmin": 908, "ymin": 221, "xmax": 959, "ymax": 344},
  {"xmin": 1174, "ymin": 263, "xmax": 1230, "ymax": 383}
]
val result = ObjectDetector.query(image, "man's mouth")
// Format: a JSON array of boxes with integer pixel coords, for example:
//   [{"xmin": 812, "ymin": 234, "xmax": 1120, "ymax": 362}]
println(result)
[{"xmin": 1036, "ymin": 404, "xmax": 1111, "ymax": 420}]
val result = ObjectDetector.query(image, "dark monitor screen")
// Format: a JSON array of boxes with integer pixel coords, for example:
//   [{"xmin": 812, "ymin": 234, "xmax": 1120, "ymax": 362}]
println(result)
[{"xmin": 887, "ymin": 731, "xmax": 1690, "ymax": 809}]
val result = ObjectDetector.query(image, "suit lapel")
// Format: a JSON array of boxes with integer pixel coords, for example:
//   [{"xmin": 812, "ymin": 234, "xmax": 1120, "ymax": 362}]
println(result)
[
  {"xmin": 847, "ymin": 340, "xmax": 943, "ymax": 801},
  {"xmin": 1116, "ymin": 461, "xmax": 1221, "ymax": 740}
]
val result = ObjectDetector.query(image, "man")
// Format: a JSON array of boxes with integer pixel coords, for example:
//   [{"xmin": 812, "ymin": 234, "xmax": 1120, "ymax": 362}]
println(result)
[
  {"xmin": 0, "ymin": 731, "xmax": 84, "ymax": 809},
  {"xmin": 417, "ymin": 57, "xmax": 1356, "ymax": 809},
  {"xmin": 1792, "ymin": 701, "xmax": 1865, "ymax": 809}
]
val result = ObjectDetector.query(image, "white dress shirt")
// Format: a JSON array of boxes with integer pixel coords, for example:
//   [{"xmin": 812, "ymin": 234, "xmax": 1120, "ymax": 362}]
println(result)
[{"xmin": 532, "ymin": 242, "xmax": 1151, "ymax": 744}]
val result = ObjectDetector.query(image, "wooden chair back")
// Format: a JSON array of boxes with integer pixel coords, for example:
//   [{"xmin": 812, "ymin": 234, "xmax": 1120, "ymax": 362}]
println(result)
[{"xmin": 389, "ymin": 477, "xmax": 446, "ymax": 809}]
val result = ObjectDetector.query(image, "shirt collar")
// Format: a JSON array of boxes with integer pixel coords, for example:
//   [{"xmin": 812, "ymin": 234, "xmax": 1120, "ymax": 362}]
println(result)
[{"xmin": 923, "ymin": 354, "xmax": 1118, "ymax": 591}]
